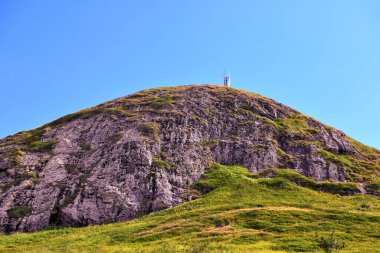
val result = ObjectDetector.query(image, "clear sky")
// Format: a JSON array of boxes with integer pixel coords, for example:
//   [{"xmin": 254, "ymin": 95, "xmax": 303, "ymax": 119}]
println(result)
[{"xmin": 0, "ymin": 0, "xmax": 379, "ymax": 149}]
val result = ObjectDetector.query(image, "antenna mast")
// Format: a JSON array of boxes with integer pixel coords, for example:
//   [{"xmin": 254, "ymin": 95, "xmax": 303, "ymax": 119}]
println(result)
[{"xmin": 223, "ymin": 71, "xmax": 231, "ymax": 87}]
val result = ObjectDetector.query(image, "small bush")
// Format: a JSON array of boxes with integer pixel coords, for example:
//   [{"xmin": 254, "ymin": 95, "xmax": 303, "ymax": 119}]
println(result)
[
  {"xmin": 109, "ymin": 132, "xmax": 124, "ymax": 143},
  {"xmin": 316, "ymin": 233, "xmax": 347, "ymax": 253},
  {"xmin": 192, "ymin": 181, "xmax": 214, "ymax": 194},
  {"xmin": 318, "ymin": 181, "xmax": 359, "ymax": 195},
  {"xmin": 200, "ymin": 139, "xmax": 221, "ymax": 147},
  {"xmin": 27, "ymin": 172, "xmax": 38, "ymax": 179},
  {"xmin": 152, "ymin": 159, "xmax": 170, "ymax": 170},
  {"xmin": 259, "ymin": 178, "xmax": 289, "ymax": 189},
  {"xmin": 7, "ymin": 205, "xmax": 33, "ymax": 218},
  {"xmin": 64, "ymin": 164, "xmax": 79, "ymax": 175},
  {"xmin": 258, "ymin": 168, "xmax": 277, "ymax": 178},
  {"xmin": 62, "ymin": 189, "xmax": 80, "ymax": 207},
  {"xmin": 360, "ymin": 203, "xmax": 371, "ymax": 210},
  {"xmin": 214, "ymin": 218, "xmax": 229, "ymax": 228},
  {"xmin": 79, "ymin": 143, "xmax": 91, "ymax": 151}
]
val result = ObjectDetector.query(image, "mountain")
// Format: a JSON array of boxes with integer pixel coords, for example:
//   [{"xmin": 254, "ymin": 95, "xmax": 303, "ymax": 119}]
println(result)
[{"xmin": 0, "ymin": 85, "xmax": 379, "ymax": 236}]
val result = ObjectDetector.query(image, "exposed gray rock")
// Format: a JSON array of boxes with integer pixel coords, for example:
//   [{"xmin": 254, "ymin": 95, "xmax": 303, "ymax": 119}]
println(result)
[{"xmin": 0, "ymin": 84, "xmax": 378, "ymax": 233}]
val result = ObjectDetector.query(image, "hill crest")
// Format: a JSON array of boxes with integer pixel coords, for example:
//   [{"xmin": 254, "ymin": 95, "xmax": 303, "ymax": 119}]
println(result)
[{"xmin": 0, "ymin": 84, "xmax": 379, "ymax": 233}]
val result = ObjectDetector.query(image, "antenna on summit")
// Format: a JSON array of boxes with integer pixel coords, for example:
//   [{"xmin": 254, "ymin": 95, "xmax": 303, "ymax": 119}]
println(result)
[{"xmin": 223, "ymin": 70, "xmax": 231, "ymax": 87}]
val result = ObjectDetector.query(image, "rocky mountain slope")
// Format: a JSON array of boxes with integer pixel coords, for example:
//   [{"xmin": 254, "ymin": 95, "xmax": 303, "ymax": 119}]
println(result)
[{"xmin": 0, "ymin": 85, "xmax": 379, "ymax": 233}]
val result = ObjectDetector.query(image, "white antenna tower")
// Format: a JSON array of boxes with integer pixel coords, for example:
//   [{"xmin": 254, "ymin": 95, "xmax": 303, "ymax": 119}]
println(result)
[{"xmin": 223, "ymin": 70, "xmax": 231, "ymax": 87}]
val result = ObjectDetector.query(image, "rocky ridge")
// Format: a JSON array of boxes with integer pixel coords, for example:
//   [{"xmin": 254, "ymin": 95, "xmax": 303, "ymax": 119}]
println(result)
[{"xmin": 0, "ymin": 85, "xmax": 379, "ymax": 233}]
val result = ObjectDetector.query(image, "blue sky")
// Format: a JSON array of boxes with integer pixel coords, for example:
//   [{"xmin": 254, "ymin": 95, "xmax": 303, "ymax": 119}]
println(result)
[{"xmin": 0, "ymin": 0, "xmax": 379, "ymax": 149}]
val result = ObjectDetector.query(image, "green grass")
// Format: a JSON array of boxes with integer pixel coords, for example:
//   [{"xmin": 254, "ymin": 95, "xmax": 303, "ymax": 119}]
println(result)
[
  {"xmin": 275, "ymin": 115, "xmax": 317, "ymax": 137},
  {"xmin": 366, "ymin": 179, "xmax": 380, "ymax": 195},
  {"xmin": 1, "ymin": 164, "xmax": 379, "ymax": 253},
  {"xmin": 152, "ymin": 158, "xmax": 170, "ymax": 170},
  {"xmin": 151, "ymin": 94, "xmax": 175, "ymax": 109},
  {"xmin": 318, "ymin": 149, "xmax": 379, "ymax": 182},
  {"xmin": 137, "ymin": 122, "xmax": 160, "ymax": 140},
  {"xmin": 24, "ymin": 141, "xmax": 57, "ymax": 152},
  {"xmin": 258, "ymin": 169, "xmax": 360, "ymax": 195}
]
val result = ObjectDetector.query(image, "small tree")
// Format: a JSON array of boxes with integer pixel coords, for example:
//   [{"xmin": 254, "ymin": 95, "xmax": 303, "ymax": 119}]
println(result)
[{"xmin": 316, "ymin": 232, "xmax": 347, "ymax": 253}]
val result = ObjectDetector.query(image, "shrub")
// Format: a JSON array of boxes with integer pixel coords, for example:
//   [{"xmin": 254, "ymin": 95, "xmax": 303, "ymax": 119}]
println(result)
[
  {"xmin": 200, "ymin": 139, "xmax": 221, "ymax": 147},
  {"xmin": 62, "ymin": 189, "xmax": 80, "ymax": 207},
  {"xmin": 64, "ymin": 164, "xmax": 79, "ymax": 175},
  {"xmin": 109, "ymin": 132, "xmax": 124, "ymax": 143},
  {"xmin": 214, "ymin": 218, "xmax": 229, "ymax": 228},
  {"xmin": 318, "ymin": 181, "xmax": 359, "ymax": 195},
  {"xmin": 79, "ymin": 143, "xmax": 91, "ymax": 151},
  {"xmin": 258, "ymin": 178, "xmax": 289, "ymax": 189},
  {"xmin": 258, "ymin": 168, "xmax": 277, "ymax": 178},
  {"xmin": 360, "ymin": 203, "xmax": 371, "ymax": 210},
  {"xmin": 7, "ymin": 205, "xmax": 33, "ymax": 218},
  {"xmin": 152, "ymin": 159, "xmax": 170, "ymax": 170},
  {"xmin": 316, "ymin": 233, "xmax": 347, "ymax": 253},
  {"xmin": 27, "ymin": 172, "xmax": 38, "ymax": 179},
  {"xmin": 192, "ymin": 181, "xmax": 214, "ymax": 194}
]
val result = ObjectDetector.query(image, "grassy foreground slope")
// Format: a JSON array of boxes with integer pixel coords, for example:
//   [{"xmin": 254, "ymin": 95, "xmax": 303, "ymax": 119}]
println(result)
[{"xmin": 0, "ymin": 165, "xmax": 379, "ymax": 253}]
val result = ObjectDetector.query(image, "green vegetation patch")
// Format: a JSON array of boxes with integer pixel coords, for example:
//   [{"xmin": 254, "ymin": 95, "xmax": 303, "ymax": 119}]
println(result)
[
  {"xmin": 137, "ymin": 122, "xmax": 160, "ymax": 140},
  {"xmin": 25, "ymin": 141, "xmax": 57, "ymax": 152},
  {"xmin": 13, "ymin": 171, "xmax": 39, "ymax": 186},
  {"xmin": 152, "ymin": 158, "xmax": 170, "ymax": 170},
  {"xmin": 366, "ymin": 179, "xmax": 380, "ymax": 195},
  {"xmin": 345, "ymin": 136, "xmax": 380, "ymax": 161},
  {"xmin": 150, "ymin": 94, "xmax": 174, "ymax": 109},
  {"xmin": 275, "ymin": 114, "xmax": 318, "ymax": 137},
  {"xmin": 108, "ymin": 131, "xmax": 124, "ymax": 144},
  {"xmin": 318, "ymin": 149, "xmax": 379, "ymax": 182},
  {"xmin": 200, "ymin": 139, "xmax": 221, "ymax": 147},
  {"xmin": 258, "ymin": 168, "xmax": 360, "ymax": 195},
  {"xmin": 7, "ymin": 205, "xmax": 33, "ymax": 218},
  {"xmin": 1, "ymin": 147, "xmax": 24, "ymax": 165},
  {"xmin": 124, "ymin": 90, "xmax": 177, "ymax": 110},
  {"xmin": 46, "ymin": 107, "xmax": 127, "ymax": 128},
  {"xmin": 1, "ymin": 107, "xmax": 129, "ymax": 153}
]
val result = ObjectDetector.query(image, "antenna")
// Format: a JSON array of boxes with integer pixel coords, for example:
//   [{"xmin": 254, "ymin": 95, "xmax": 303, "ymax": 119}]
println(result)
[{"xmin": 223, "ymin": 71, "xmax": 231, "ymax": 87}]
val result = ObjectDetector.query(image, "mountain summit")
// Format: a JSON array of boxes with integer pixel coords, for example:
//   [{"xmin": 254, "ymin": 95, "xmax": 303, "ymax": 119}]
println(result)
[{"xmin": 0, "ymin": 85, "xmax": 379, "ymax": 233}]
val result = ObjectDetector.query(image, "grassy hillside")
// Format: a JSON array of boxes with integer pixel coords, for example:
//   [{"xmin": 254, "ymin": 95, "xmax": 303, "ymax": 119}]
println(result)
[{"xmin": 0, "ymin": 164, "xmax": 379, "ymax": 253}]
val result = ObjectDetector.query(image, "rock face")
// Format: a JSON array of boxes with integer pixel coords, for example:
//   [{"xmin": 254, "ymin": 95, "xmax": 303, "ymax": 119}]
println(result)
[{"xmin": 0, "ymin": 85, "xmax": 379, "ymax": 233}]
